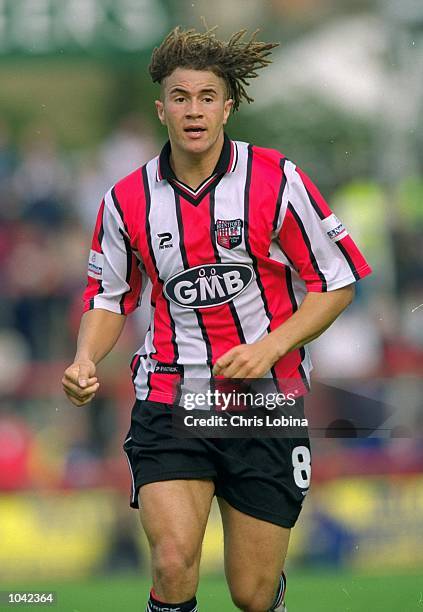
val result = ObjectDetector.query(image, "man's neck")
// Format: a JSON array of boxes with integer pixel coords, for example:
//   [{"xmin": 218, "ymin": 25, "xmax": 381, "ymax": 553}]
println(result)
[{"xmin": 169, "ymin": 133, "xmax": 224, "ymax": 190}]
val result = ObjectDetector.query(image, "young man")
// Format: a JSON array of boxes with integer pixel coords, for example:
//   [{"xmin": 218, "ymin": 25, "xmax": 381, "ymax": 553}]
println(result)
[{"xmin": 62, "ymin": 26, "xmax": 371, "ymax": 612}]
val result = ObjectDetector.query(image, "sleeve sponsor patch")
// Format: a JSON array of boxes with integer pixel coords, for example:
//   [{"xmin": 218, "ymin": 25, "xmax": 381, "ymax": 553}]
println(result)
[
  {"xmin": 87, "ymin": 250, "xmax": 104, "ymax": 279},
  {"xmin": 321, "ymin": 213, "xmax": 349, "ymax": 242}
]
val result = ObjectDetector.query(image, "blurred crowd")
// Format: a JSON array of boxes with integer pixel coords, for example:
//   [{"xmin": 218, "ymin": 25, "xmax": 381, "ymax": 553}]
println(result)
[
  {"xmin": 0, "ymin": 112, "xmax": 422, "ymax": 496},
  {"xmin": 0, "ymin": 115, "xmax": 158, "ymax": 495}
]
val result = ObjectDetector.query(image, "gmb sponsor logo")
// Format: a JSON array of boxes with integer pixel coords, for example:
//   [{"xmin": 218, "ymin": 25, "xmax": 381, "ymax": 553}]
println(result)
[{"xmin": 164, "ymin": 263, "xmax": 254, "ymax": 309}]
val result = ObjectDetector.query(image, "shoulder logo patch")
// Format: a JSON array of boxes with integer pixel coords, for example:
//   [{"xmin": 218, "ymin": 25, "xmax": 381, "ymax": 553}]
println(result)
[
  {"xmin": 215, "ymin": 219, "xmax": 243, "ymax": 250},
  {"xmin": 88, "ymin": 250, "xmax": 104, "ymax": 279},
  {"xmin": 321, "ymin": 213, "xmax": 348, "ymax": 242}
]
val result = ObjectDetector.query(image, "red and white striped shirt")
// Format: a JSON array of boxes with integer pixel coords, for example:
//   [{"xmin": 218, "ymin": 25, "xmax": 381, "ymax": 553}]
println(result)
[{"xmin": 83, "ymin": 135, "xmax": 371, "ymax": 403}]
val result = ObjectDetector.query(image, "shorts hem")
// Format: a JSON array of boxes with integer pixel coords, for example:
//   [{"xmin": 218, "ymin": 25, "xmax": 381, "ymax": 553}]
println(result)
[
  {"xmin": 217, "ymin": 492, "xmax": 300, "ymax": 528},
  {"xmin": 129, "ymin": 470, "xmax": 216, "ymax": 508}
]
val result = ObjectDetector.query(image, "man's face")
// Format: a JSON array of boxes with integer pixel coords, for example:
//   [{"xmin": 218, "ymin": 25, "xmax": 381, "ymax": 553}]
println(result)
[{"xmin": 155, "ymin": 67, "xmax": 233, "ymax": 156}]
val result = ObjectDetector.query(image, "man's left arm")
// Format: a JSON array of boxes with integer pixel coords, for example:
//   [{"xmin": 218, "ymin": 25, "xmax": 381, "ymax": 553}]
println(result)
[
  {"xmin": 214, "ymin": 158, "xmax": 372, "ymax": 378},
  {"xmin": 213, "ymin": 284, "xmax": 354, "ymax": 378}
]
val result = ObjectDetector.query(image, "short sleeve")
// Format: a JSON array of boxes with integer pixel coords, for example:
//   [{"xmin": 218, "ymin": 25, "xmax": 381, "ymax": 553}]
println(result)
[
  {"xmin": 277, "ymin": 162, "xmax": 372, "ymax": 292},
  {"xmin": 82, "ymin": 189, "xmax": 143, "ymax": 314}
]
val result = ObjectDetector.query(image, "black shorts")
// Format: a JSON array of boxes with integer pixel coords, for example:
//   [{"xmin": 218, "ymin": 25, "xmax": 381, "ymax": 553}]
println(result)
[{"xmin": 123, "ymin": 399, "xmax": 311, "ymax": 528}]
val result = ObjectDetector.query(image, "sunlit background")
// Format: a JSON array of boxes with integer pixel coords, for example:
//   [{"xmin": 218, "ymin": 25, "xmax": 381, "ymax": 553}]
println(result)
[{"xmin": 0, "ymin": 1, "xmax": 422, "ymax": 610}]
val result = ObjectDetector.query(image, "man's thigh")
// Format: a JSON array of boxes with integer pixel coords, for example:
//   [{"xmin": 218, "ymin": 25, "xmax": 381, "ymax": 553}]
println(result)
[{"xmin": 139, "ymin": 479, "xmax": 215, "ymax": 554}]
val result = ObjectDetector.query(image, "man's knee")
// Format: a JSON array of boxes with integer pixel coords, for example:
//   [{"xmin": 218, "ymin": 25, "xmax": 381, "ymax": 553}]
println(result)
[
  {"xmin": 230, "ymin": 577, "xmax": 277, "ymax": 612},
  {"xmin": 152, "ymin": 540, "xmax": 199, "ymax": 587}
]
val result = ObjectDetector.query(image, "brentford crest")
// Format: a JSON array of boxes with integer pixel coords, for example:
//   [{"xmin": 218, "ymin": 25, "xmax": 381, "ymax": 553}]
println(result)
[{"xmin": 215, "ymin": 219, "xmax": 243, "ymax": 250}]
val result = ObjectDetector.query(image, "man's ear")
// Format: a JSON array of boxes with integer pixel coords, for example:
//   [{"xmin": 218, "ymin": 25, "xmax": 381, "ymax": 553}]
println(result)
[
  {"xmin": 155, "ymin": 100, "xmax": 166, "ymax": 125},
  {"xmin": 223, "ymin": 98, "xmax": 233, "ymax": 125}
]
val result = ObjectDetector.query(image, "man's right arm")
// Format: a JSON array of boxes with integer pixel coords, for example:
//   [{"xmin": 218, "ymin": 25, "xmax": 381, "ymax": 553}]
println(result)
[{"xmin": 62, "ymin": 309, "xmax": 126, "ymax": 407}]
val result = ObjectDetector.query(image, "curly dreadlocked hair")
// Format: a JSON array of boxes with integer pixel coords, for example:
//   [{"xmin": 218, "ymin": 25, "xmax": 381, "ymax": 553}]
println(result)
[{"xmin": 149, "ymin": 25, "xmax": 279, "ymax": 112}]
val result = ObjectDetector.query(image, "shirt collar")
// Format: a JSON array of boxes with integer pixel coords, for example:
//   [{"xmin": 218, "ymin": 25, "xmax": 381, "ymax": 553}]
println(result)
[{"xmin": 156, "ymin": 133, "xmax": 236, "ymax": 182}]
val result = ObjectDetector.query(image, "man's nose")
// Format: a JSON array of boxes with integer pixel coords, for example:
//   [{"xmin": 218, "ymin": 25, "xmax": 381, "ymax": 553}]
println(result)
[{"xmin": 185, "ymin": 100, "xmax": 203, "ymax": 117}]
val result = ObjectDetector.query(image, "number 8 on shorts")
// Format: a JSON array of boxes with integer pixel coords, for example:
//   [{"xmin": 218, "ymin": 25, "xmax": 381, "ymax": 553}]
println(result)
[{"xmin": 292, "ymin": 445, "xmax": 311, "ymax": 489}]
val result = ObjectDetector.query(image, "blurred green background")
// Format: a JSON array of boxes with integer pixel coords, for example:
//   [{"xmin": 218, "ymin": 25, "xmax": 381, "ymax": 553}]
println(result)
[{"xmin": 0, "ymin": 0, "xmax": 422, "ymax": 610}]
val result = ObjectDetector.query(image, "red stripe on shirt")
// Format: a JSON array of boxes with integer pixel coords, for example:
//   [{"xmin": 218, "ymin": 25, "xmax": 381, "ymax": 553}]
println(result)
[
  {"xmin": 112, "ymin": 172, "xmax": 145, "ymax": 314},
  {"xmin": 178, "ymin": 194, "xmax": 243, "ymax": 363},
  {"xmin": 279, "ymin": 205, "xmax": 326, "ymax": 291},
  {"xmin": 121, "ymin": 250, "xmax": 143, "ymax": 314},
  {"xmin": 247, "ymin": 149, "xmax": 307, "ymax": 391},
  {"xmin": 147, "ymin": 372, "xmax": 181, "ymax": 403},
  {"xmin": 122, "ymin": 166, "xmax": 176, "ymax": 364},
  {"xmin": 145, "ymin": 245, "xmax": 178, "ymax": 363},
  {"xmin": 335, "ymin": 234, "xmax": 372, "ymax": 281}
]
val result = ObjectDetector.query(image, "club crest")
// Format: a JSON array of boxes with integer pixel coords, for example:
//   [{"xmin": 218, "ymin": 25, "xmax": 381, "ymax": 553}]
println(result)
[{"xmin": 215, "ymin": 219, "xmax": 243, "ymax": 250}]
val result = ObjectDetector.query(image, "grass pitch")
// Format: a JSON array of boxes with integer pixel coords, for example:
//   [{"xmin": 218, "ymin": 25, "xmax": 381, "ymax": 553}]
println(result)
[{"xmin": 1, "ymin": 569, "xmax": 422, "ymax": 611}]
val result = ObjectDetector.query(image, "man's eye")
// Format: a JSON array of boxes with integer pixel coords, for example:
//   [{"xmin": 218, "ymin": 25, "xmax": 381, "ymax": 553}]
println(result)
[
  {"xmin": 174, "ymin": 97, "xmax": 185, "ymax": 102},
  {"xmin": 203, "ymin": 97, "xmax": 213, "ymax": 103}
]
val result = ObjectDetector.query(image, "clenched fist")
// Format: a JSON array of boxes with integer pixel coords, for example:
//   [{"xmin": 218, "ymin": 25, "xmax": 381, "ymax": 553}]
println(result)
[{"xmin": 62, "ymin": 359, "xmax": 99, "ymax": 406}]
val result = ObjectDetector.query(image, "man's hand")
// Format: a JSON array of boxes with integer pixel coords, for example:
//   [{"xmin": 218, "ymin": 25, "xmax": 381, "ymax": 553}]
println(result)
[
  {"xmin": 62, "ymin": 359, "xmax": 99, "ymax": 406},
  {"xmin": 213, "ymin": 337, "xmax": 279, "ymax": 379},
  {"xmin": 62, "ymin": 309, "xmax": 126, "ymax": 406}
]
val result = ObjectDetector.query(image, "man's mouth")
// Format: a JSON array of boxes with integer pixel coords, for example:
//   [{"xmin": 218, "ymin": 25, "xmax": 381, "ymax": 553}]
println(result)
[{"xmin": 184, "ymin": 127, "xmax": 206, "ymax": 133}]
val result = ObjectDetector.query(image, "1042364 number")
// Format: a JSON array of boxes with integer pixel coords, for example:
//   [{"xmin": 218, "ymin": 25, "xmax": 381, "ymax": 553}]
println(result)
[{"xmin": 0, "ymin": 592, "xmax": 56, "ymax": 605}]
